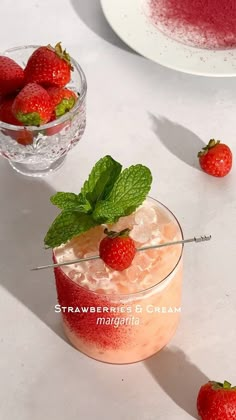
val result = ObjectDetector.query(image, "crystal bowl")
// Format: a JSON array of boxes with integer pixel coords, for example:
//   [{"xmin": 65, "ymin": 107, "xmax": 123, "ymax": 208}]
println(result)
[{"xmin": 0, "ymin": 45, "xmax": 87, "ymax": 177}]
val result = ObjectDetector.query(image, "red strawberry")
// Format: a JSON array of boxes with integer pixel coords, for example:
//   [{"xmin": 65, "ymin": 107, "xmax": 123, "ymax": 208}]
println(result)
[
  {"xmin": 45, "ymin": 120, "xmax": 70, "ymax": 137},
  {"xmin": 47, "ymin": 87, "xmax": 77, "ymax": 119},
  {"xmin": 12, "ymin": 83, "xmax": 52, "ymax": 126},
  {"xmin": 198, "ymin": 139, "xmax": 232, "ymax": 177},
  {"xmin": 0, "ymin": 56, "xmax": 24, "ymax": 96},
  {"xmin": 0, "ymin": 96, "xmax": 33, "ymax": 145},
  {"xmin": 4, "ymin": 128, "xmax": 33, "ymax": 146},
  {"xmin": 0, "ymin": 96, "xmax": 22, "ymax": 125},
  {"xmin": 99, "ymin": 228, "xmax": 136, "ymax": 271},
  {"xmin": 24, "ymin": 42, "xmax": 73, "ymax": 88},
  {"xmin": 197, "ymin": 380, "xmax": 236, "ymax": 420},
  {"xmin": 16, "ymin": 130, "xmax": 33, "ymax": 146}
]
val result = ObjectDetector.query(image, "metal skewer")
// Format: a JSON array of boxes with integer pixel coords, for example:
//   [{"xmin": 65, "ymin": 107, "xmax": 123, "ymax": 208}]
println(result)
[{"xmin": 31, "ymin": 235, "xmax": 211, "ymax": 271}]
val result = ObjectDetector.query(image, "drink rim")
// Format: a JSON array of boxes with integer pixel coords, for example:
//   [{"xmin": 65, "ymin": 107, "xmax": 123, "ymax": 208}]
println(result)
[{"xmin": 53, "ymin": 197, "xmax": 184, "ymax": 298}]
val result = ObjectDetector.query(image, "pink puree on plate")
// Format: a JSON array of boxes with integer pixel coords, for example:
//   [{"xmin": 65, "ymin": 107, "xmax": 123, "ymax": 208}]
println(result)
[{"xmin": 148, "ymin": 0, "xmax": 236, "ymax": 49}]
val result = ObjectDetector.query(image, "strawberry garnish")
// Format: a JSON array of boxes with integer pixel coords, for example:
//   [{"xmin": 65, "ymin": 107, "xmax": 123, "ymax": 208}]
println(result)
[
  {"xmin": 0, "ymin": 56, "xmax": 24, "ymax": 96},
  {"xmin": 24, "ymin": 42, "xmax": 73, "ymax": 88},
  {"xmin": 12, "ymin": 83, "xmax": 52, "ymax": 126},
  {"xmin": 198, "ymin": 139, "xmax": 232, "ymax": 177},
  {"xmin": 99, "ymin": 228, "xmax": 136, "ymax": 271},
  {"xmin": 47, "ymin": 87, "xmax": 77, "ymax": 119},
  {"xmin": 197, "ymin": 380, "xmax": 236, "ymax": 420}
]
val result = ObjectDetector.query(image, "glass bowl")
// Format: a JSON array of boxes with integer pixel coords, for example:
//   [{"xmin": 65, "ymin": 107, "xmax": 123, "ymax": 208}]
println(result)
[{"xmin": 0, "ymin": 45, "xmax": 87, "ymax": 177}]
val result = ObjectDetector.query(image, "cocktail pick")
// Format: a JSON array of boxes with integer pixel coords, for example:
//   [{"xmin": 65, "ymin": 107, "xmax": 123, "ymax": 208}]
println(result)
[{"xmin": 31, "ymin": 234, "xmax": 211, "ymax": 271}]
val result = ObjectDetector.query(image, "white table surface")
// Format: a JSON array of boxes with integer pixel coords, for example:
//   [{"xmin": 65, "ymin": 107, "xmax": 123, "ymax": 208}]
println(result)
[{"xmin": 0, "ymin": 1, "xmax": 236, "ymax": 419}]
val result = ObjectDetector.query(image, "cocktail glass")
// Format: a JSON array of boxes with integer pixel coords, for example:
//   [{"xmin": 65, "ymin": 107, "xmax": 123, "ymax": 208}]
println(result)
[
  {"xmin": 0, "ymin": 45, "xmax": 87, "ymax": 177},
  {"xmin": 53, "ymin": 197, "xmax": 183, "ymax": 364}
]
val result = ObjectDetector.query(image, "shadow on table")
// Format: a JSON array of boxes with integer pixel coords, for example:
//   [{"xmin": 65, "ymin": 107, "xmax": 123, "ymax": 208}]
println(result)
[
  {"xmin": 70, "ymin": 0, "xmax": 136, "ymax": 54},
  {"xmin": 145, "ymin": 347, "xmax": 209, "ymax": 419},
  {"xmin": 149, "ymin": 113, "xmax": 205, "ymax": 171},
  {"xmin": 0, "ymin": 159, "xmax": 68, "ymax": 343}
]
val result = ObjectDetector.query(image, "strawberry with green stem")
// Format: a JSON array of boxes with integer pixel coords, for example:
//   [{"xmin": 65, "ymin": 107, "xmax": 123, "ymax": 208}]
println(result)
[
  {"xmin": 24, "ymin": 42, "xmax": 73, "ymax": 88},
  {"xmin": 0, "ymin": 96, "xmax": 33, "ymax": 145},
  {"xmin": 198, "ymin": 139, "xmax": 232, "ymax": 177},
  {"xmin": 99, "ymin": 228, "xmax": 136, "ymax": 271},
  {"xmin": 47, "ymin": 87, "xmax": 77, "ymax": 120},
  {"xmin": 12, "ymin": 83, "xmax": 53, "ymax": 126},
  {"xmin": 197, "ymin": 380, "xmax": 236, "ymax": 420}
]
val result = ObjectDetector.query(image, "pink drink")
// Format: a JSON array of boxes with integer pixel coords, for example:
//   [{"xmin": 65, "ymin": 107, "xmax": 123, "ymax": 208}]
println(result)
[{"xmin": 53, "ymin": 198, "xmax": 183, "ymax": 364}]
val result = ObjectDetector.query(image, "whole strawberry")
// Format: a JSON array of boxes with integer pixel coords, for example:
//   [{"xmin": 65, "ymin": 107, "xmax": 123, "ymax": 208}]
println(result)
[
  {"xmin": 99, "ymin": 228, "xmax": 136, "ymax": 271},
  {"xmin": 0, "ymin": 96, "xmax": 22, "ymax": 125},
  {"xmin": 0, "ymin": 56, "xmax": 24, "ymax": 96},
  {"xmin": 47, "ymin": 87, "xmax": 77, "ymax": 119},
  {"xmin": 12, "ymin": 83, "xmax": 52, "ymax": 126},
  {"xmin": 197, "ymin": 380, "xmax": 236, "ymax": 420},
  {"xmin": 24, "ymin": 43, "xmax": 73, "ymax": 88},
  {"xmin": 198, "ymin": 139, "xmax": 232, "ymax": 177}
]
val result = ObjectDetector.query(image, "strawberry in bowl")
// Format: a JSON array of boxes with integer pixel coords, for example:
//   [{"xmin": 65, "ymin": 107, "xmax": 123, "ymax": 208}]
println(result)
[{"xmin": 0, "ymin": 43, "xmax": 87, "ymax": 177}]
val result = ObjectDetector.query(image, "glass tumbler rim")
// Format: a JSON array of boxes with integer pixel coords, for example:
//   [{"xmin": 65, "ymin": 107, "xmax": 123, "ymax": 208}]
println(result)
[{"xmin": 0, "ymin": 44, "xmax": 87, "ymax": 132}]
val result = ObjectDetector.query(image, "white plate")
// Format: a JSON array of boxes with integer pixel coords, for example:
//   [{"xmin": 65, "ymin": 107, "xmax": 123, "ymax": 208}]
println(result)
[{"xmin": 101, "ymin": 0, "xmax": 236, "ymax": 77}]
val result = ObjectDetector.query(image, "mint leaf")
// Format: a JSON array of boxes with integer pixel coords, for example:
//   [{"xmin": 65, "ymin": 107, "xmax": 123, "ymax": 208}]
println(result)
[
  {"xmin": 92, "ymin": 202, "xmax": 124, "ymax": 223},
  {"xmin": 50, "ymin": 192, "xmax": 92, "ymax": 212},
  {"xmin": 78, "ymin": 155, "xmax": 122, "ymax": 206},
  {"xmin": 51, "ymin": 192, "xmax": 79, "ymax": 210},
  {"xmin": 44, "ymin": 211, "xmax": 97, "ymax": 248},
  {"xmin": 93, "ymin": 164, "xmax": 152, "ymax": 223}
]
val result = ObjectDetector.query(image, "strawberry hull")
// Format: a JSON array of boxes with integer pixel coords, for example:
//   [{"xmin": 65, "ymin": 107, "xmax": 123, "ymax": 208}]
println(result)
[{"xmin": 47, "ymin": 87, "xmax": 77, "ymax": 118}]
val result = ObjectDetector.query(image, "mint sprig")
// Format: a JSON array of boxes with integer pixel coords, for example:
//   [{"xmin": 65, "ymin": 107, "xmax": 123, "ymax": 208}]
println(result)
[
  {"xmin": 93, "ymin": 165, "xmax": 152, "ymax": 223},
  {"xmin": 44, "ymin": 156, "xmax": 152, "ymax": 248},
  {"xmin": 78, "ymin": 154, "xmax": 122, "ymax": 206}
]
